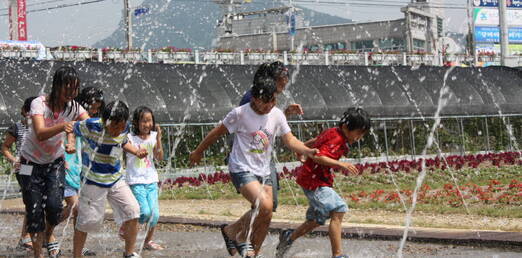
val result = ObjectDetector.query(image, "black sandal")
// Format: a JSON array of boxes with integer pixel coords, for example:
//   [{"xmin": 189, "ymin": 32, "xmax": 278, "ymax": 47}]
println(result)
[
  {"xmin": 236, "ymin": 242, "xmax": 255, "ymax": 258},
  {"xmin": 220, "ymin": 224, "xmax": 237, "ymax": 256},
  {"xmin": 46, "ymin": 241, "xmax": 61, "ymax": 258}
]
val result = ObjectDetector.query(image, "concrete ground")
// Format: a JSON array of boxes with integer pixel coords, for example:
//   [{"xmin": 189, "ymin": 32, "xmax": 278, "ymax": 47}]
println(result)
[{"xmin": 0, "ymin": 214, "xmax": 521, "ymax": 258}]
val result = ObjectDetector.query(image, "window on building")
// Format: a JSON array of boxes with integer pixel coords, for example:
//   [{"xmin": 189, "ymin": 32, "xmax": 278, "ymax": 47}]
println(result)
[
  {"xmin": 324, "ymin": 42, "xmax": 346, "ymax": 51},
  {"xmin": 378, "ymin": 38, "xmax": 405, "ymax": 51},
  {"xmin": 351, "ymin": 40, "xmax": 374, "ymax": 52},
  {"xmin": 413, "ymin": 39, "xmax": 426, "ymax": 51}
]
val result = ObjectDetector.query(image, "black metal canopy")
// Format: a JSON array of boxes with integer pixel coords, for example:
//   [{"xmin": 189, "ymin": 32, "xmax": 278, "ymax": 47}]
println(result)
[{"xmin": 0, "ymin": 60, "xmax": 520, "ymax": 125}]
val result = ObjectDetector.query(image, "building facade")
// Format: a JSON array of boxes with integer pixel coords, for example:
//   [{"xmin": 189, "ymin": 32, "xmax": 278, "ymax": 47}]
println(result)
[{"xmin": 217, "ymin": 1, "xmax": 444, "ymax": 54}]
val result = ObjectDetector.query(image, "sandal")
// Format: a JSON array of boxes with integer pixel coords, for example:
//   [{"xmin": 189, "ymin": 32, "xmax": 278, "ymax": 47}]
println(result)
[
  {"xmin": 17, "ymin": 237, "xmax": 33, "ymax": 250},
  {"xmin": 220, "ymin": 224, "xmax": 237, "ymax": 256},
  {"xmin": 235, "ymin": 242, "xmax": 255, "ymax": 258},
  {"xmin": 46, "ymin": 241, "xmax": 61, "ymax": 258},
  {"xmin": 123, "ymin": 252, "xmax": 141, "ymax": 258},
  {"xmin": 144, "ymin": 241, "xmax": 165, "ymax": 250},
  {"xmin": 82, "ymin": 247, "xmax": 97, "ymax": 256}
]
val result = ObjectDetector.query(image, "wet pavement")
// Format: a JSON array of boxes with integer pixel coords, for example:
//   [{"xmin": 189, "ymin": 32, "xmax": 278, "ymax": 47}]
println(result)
[{"xmin": 0, "ymin": 214, "xmax": 520, "ymax": 257}]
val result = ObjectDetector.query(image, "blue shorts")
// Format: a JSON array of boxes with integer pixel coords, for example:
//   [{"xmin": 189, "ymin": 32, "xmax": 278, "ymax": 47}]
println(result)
[
  {"xmin": 303, "ymin": 186, "xmax": 348, "ymax": 225},
  {"xmin": 230, "ymin": 171, "xmax": 272, "ymax": 193},
  {"xmin": 130, "ymin": 183, "xmax": 160, "ymax": 227},
  {"xmin": 64, "ymin": 185, "xmax": 78, "ymax": 198}
]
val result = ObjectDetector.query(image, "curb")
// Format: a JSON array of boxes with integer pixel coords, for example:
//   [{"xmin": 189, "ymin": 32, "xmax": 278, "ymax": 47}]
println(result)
[{"xmin": 2, "ymin": 209, "xmax": 521, "ymax": 248}]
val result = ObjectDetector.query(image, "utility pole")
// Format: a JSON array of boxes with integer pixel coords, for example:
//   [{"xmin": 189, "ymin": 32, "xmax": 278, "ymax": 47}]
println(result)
[
  {"xmin": 124, "ymin": 0, "xmax": 132, "ymax": 50},
  {"xmin": 499, "ymin": 0, "xmax": 509, "ymax": 66},
  {"xmin": 466, "ymin": 0, "xmax": 475, "ymax": 63}
]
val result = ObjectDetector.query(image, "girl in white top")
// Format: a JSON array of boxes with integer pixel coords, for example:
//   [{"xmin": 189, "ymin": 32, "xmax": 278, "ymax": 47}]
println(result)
[
  {"xmin": 189, "ymin": 77, "xmax": 317, "ymax": 257},
  {"xmin": 20, "ymin": 66, "xmax": 89, "ymax": 258},
  {"xmin": 125, "ymin": 106, "xmax": 164, "ymax": 250}
]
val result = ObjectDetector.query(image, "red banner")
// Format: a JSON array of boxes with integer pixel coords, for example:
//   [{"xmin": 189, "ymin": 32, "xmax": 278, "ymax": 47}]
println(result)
[{"xmin": 17, "ymin": 0, "xmax": 27, "ymax": 41}]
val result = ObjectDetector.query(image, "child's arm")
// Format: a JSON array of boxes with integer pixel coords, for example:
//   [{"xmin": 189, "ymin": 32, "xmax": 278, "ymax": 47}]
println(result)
[
  {"xmin": 123, "ymin": 142, "xmax": 148, "ymax": 159},
  {"xmin": 153, "ymin": 124, "xmax": 164, "ymax": 161},
  {"xmin": 295, "ymin": 137, "xmax": 318, "ymax": 162},
  {"xmin": 189, "ymin": 123, "xmax": 229, "ymax": 166},
  {"xmin": 65, "ymin": 132, "xmax": 76, "ymax": 154},
  {"xmin": 310, "ymin": 155, "xmax": 359, "ymax": 175},
  {"xmin": 32, "ymin": 115, "xmax": 73, "ymax": 141},
  {"xmin": 1, "ymin": 132, "xmax": 17, "ymax": 165},
  {"xmin": 281, "ymin": 132, "xmax": 318, "ymax": 160},
  {"xmin": 303, "ymin": 137, "xmax": 317, "ymax": 148}
]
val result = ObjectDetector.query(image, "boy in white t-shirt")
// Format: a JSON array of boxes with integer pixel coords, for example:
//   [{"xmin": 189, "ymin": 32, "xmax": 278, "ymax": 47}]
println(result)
[{"xmin": 189, "ymin": 76, "xmax": 317, "ymax": 257}]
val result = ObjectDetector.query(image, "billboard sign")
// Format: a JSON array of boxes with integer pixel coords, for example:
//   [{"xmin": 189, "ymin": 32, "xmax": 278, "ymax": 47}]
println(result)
[
  {"xmin": 474, "ymin": 8, "xmax": 522, "ymax": 25},
  {"xmin": 475, "ymin": 26, "xmax": 522, "ymax": 42},
  {"xmin": 476, "ymin": 43, "xmax": 522, "ymax": 53},
  {"xmin": 473, "ymin": 0, "xmax": 522, "ymax": 8},
  {"xmin": 17, "ymin": 0, "xmax": 27, "ymax": 41}
]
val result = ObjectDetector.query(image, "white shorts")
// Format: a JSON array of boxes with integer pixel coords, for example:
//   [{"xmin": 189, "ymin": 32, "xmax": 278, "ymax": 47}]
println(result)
[{"xmin": 76, "ymin": 179, "xmax": 140, "ymax": 233}]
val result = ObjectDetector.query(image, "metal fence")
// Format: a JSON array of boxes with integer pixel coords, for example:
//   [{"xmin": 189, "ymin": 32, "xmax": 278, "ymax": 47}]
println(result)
[
  {"xmin": 157, "ymin": 114, "xmax": 522, "ymax": 173},
  {"xmin": 2, "ymin": 49, "xmax": 521, "ymax": 66},
  {"xmin": 0, "ymin": 114, "xmax": 520, "ymax": 185}
]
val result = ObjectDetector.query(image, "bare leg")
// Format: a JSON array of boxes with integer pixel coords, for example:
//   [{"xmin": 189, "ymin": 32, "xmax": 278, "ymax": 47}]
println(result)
[
  {"xmin": 123, "ymin": 218, "xmax": 139, "ymax": 256},
  {"xmin": 144, "ymin": 227, "xmax": 155, "ymax": 244},
  {"xmin": 19, "ymin": 215, "xmax": 32, "ymax": 248},
  {"xmin": 61, "ymin": 195, "xmax": 78, "ymax": 223},
  {"xmin": 223, "ymin": 181, "xmax": 272, "ymax": 256},
  {"xmin": 250, "ymin": 185, "xmax": 273, "ymax": 255},
  {"xmin": 30, "ymin": 231, "xmax": 45, "ymax": 258},
  {"xmin": 290, "ymin": 220, "xmax": 321, "ymax": 241},
  {"xmin": 73, "ymin": 229, "xmax": 88, "ymax": 258},
  {"xmin": 329, "ymin": 212, "xmax": 345, "ymax": 257}
]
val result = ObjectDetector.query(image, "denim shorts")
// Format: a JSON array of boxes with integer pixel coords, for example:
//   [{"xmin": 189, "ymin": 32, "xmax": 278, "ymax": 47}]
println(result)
[
  {"xmin": 230, "ymin": 171, "xmax": 272, "ymax": 193},
  {"xmin": 303, "ymin": 186, "xmax": 348, "ymax": 225},
  {"xmin": 64, "ymin": 185, "xmax": 78, "ymax": 198}
]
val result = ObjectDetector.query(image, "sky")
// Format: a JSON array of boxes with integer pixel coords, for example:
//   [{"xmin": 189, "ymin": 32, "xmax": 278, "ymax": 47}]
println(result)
[{"xmin": 0, "ymin": 0, "xmax": 470, "ymax": 47}]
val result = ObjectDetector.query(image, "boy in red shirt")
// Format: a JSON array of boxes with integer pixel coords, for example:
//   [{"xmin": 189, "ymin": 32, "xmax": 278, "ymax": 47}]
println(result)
[{"xmin": 276, "ymin": 107, "xmax": 371, "ymax": 258}]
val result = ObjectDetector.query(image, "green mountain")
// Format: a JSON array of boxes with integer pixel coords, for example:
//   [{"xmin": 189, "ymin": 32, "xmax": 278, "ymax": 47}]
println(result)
[{"xmin": 93, "ymin": 0, "xmax": 351, "ymax": 49}]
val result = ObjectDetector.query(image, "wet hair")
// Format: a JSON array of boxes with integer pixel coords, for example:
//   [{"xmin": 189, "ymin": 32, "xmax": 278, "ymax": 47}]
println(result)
[
  {"xmin": 75, "ymin": 87, "xmax": 104, "ymax": 117},
  {"xmin": 253, "ymin": 61, "xmax": 288, "ymax": 83},
  {"xmin": 268, "ymin": 61, "xmax": 289, "ymax": 79},
  {"xmin": 251, "ymin": 76, "xmax": 277, "ymax": 102},
  {"xmin": 22, "ymin": 96, "xmax": 37, "ymax": 114},
  {"xmin": 339, "ymin": 107, "xmax": 371, "ymax": 132},
  {"xmin": 131, "ymin": 106, "xmax": 155, "ymax": 135},
  {"xmin": 101, "ymin": 101, "xmax": 129, "ymax": 124},
  {"xmin": 49, "ymin": 66, "xmax": 81, "ymax": 117}
]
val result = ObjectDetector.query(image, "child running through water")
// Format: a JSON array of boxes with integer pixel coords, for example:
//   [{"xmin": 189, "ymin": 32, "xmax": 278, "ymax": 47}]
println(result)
[
  {"xmin": 276, "ymin": 107, "xmax": 371, "ymax": 258},
  {"xmin": 124, "ymin": 106, "xmax": 165, "ymax": 250},
  {"xmin": 19, "ymin": 67, "xmax": 89, "ymax": 258},
  {"xmin": 189, "ymin": 76, "xmax": 318, "ymax": 257},
  {"xmin": 72, "ymin": 101, "xmax": 147, "ymax": 258},
  {"xmin": 1, "ymin": 96, "xmax": 36, "ymax": 251},
  {"xmin": 62, "ymin": 87, "xmax": 104, "ymax": 256}
]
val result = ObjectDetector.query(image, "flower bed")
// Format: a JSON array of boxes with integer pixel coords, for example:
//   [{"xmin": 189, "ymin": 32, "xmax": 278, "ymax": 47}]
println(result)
[{"xmin": 161, "ymin": 152, "xmax": 521, "ymax": 189}]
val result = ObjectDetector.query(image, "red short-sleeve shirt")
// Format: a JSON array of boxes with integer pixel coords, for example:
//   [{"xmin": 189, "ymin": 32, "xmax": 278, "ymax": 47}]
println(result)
[{"xmin": 296, "ymin": 127, "xmax": 349, "ymax": 190}]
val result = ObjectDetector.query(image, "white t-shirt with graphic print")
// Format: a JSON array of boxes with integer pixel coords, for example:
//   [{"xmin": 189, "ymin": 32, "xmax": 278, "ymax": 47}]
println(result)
[
  {"xmin": 21, "ymin": 96, "xmax": 86, "ymax": 164},
  {"xmin": 125, "ymin": 131, "xmax": 159, "ymax": 185},
  {"xmin": 223, "ymin": 103, "xmax": 291, "ymax": 177}
]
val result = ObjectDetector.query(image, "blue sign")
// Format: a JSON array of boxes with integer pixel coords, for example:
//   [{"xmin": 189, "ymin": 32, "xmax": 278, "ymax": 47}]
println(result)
[
  {"xmin": 475, "ymin": 26, "xmax": 522, "ymax": 42},
  {"xmin": 134, "ymin": 7, "xmax": 149, "ymax": 17},
  {"xmin": 289, "ymin": 14, "xmax": 296, "ymax": 36},
  {"xmin": 473, "ymin": 0, "xmax": 522, "ymax": 8}
]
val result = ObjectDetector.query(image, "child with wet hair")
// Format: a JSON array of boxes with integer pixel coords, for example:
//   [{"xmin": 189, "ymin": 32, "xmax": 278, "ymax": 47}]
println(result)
[
  {"xmin": 72, "ymin": 101, "xmax": 147, "ymax": 258},
  {"xmin": 190, "ymin": 76, "xmax": 317, "ymax": 257},
  {"xmin": 19, "ymin": 66, "xmax": 89, "ymax": 258},
  {"xmin": 276, "ymin": 107, "xmax": 371, "ymax": 258},
  {"xmin": 61, "ymin": 87, "xmax": 105, "ymax": 256}
]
